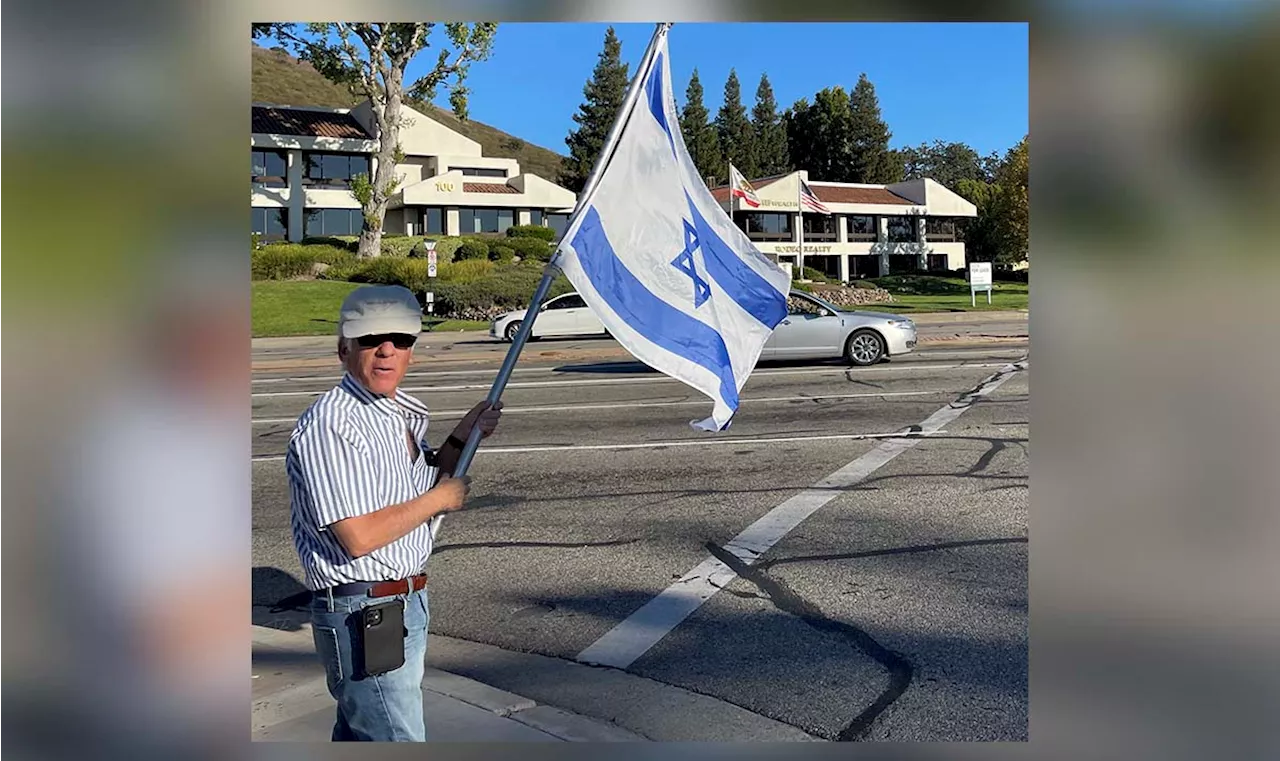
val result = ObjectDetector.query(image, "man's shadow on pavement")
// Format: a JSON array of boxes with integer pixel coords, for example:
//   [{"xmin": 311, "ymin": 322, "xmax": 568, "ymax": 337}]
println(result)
[{"xmin": 253, "ymin": 566, "xmax": 310, "ymax": 631}]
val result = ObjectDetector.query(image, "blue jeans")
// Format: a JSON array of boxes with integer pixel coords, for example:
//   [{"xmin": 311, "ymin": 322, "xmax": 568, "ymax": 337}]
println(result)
[{"xmin": 309, "ymin": 587, "xmax": 429, "ymax": 742}]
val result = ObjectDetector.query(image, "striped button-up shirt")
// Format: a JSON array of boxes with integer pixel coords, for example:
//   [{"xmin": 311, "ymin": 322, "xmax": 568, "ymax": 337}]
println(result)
[{"xmin": 287, "ymin": 374, "xmax": 440, "ymax": 590}]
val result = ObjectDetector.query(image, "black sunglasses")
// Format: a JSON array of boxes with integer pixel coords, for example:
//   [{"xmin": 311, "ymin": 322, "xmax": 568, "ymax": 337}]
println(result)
[{"xmin": 355, "ymin": 333, "xmax": 417, "ymax": 350}]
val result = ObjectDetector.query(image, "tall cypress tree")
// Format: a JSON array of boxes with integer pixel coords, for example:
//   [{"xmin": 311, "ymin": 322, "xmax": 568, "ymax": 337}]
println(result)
[
  {"xmin": 751, "ymin": 73, "xmax": 789, "ymax": 177},
  {"xmin": 715, "ymin": 69, "xmax": 756, "ymax": 179},
  {"xmin": 680, "ymin": 68, "xmax": 723, "ymax": 187},
  {"xmin": 560, "ymin": 27, "xmax": 629, "ymax": 193},
  {"xmin": 847, "ymin": 73, "xmax": 901, "ymax": 183}
]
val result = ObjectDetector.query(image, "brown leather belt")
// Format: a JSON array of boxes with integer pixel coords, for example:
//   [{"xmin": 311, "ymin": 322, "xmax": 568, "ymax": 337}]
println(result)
[{"xmin": 322, "ymin": 573, "xmax": 428, "ymax": 599}]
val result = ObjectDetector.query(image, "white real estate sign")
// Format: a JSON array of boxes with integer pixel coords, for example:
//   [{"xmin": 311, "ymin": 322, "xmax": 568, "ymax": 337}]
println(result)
[{"xmin": 970, "ymin": 262, "xmax": 993, "ymax": 306}]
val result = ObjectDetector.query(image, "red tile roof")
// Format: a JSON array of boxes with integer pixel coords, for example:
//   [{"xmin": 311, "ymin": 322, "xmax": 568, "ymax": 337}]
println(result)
[
  {"xmin": 252, "ymin": 106, "xmax": 371, "ymax": 139},
  {"xmin": 708, "ymin": 176, "xmax": 910, "ymax": 206},
  {"xmin": 809, "ymin": 185, "xmax": 913, "ymax": 205},
  {"xmin": 463, "ymin": 182, "xmax": 520, "ymax": 194}
]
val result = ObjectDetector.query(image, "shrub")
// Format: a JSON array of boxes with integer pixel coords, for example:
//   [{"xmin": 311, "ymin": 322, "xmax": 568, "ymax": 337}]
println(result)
[
  {"xmin": 489, "ymin": 243, "xmax": 517, "ymax": 264},
  {"xmin": 434, "ymin": 266, "xmax": 574, "ymax": 316},
  {"xmin": 850, "ymin": 279, "xmax": 878, "ymax": 290},
  {"xmin": 379, "ymin": 236, "xmax": 421, "ymax": 258},
  {"xmin": 252, "ymin": 243, "xmax": 356, "ymax": 280},
  {"xmin": 302, "ymin": 236, "xmax": 358, "ymax": 252},
  {"xmin": 790, "ymin": 280, "xmax": 814, "ymax": 293},
  {"xmin": 454, "ymin": 238, "xmax": 490, "ymax": 261},
  {"xmin": 250, "ymin": 232, "xmax": 262, "ymax": 250},
  {"xmin": 506, "ymin": 224, "xmax": 556, "ymax": 242},
  {"xmin": 421, "ymin": 237, "xmax": 464, "ymax": 262},
  {"xmin": 794, "ymin": 266, "xmax": 829, "ymax": 283},
  {"xmin": 504, "ymin": 236, "xmax": 553, "ymax": 262},
  {"xmin": 436, "ymin": 259, "xmax": 495, "ymax": 284}
]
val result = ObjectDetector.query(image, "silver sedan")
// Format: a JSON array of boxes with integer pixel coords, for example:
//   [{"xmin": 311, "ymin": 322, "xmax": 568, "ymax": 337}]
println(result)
[{"xmin": 760, "ymin": 290, "xmax": 917, "ymax": 365}]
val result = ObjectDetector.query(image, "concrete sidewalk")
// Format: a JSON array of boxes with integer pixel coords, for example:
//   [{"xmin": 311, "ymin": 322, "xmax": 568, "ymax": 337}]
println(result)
[
  {"xmin": 253, "ymin": 623, "xmax": 820, "ymax": 742},
  {"xmin": 252, "ymin": 623, "xmax": 645, "ymax": 742}
]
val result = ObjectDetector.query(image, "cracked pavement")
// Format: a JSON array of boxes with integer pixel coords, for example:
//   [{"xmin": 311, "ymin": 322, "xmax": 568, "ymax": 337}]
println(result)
[{"xmin": 252, "ymin": 337, "xmax": 1028, "ymax": 741}]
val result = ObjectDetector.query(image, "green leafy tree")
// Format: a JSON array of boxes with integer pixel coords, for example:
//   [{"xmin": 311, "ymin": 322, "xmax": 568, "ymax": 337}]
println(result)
[
  {"xmin": 716, "ymin": 69, "xmax": 756, "ymax": 179},
  {"xmin": 680, "ymin": 69, "xmax": 723, "ymax": 186},
  {"xmin": 899, "ymin": 140, "xmax": 992, "ymax": 186},
  {"xmin": 994, "ymin": 135, "xmax": 1029, "ymax": 264},
  {"xmin": 847, "ymin": 73, "xmax": 901, "ymax": 183},
  {"xmin": 784, "ymin": 88, "xmax": 852, "ymax": 182},
  {"xmin": 561, "ymin": 27, "xmax": 629, "ymax": 194},
  {"xmin": 254, "ymin": 23, "xmax": 498, "ymax": 258},
  {"xmin": 751, "ymin": 73, "xmax": 790, "ymax": 177}
]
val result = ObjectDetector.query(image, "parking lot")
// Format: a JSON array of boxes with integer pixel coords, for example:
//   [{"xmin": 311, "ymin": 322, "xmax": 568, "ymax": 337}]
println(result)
[{"xmin": 252, "ymin": 331, "xmax": 1029, "ymax": 741}]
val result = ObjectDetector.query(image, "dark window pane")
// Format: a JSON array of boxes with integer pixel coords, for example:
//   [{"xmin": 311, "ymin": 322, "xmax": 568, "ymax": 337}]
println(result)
[
  {"xmin": 265, "ymin": 152, "xmax": 286, "ymax": 178},
  {"xmin": 306, "ymin": 154, "xmax": 323, "ymax": 178},
  {"xmin": 887, "ymin": 216, "xmax": 915, "ymax": 243},
  {"xmin": 848, "ymin": 215, "xmax": 876, "ymax": 236},
  {"xmin": 264, "ymin": 209, "xmax": 287, "ymax": 237},
  {"xmin": 305, "ymin": 210, "xmax": 322, "ymax": 236},
  {"xmin": 497, "ymin": 209, "xmax": 514, "ymax": 232},
  {"xmin": 349, "ymin": 155, "xmax": 370, "ymax": 180},
  {"xmin": 323, "ymin": 208, "xmax": 349, "ymax": 235},
  {"xmin": 459, "ymin": 208, "xmax": 475, "ymax": 233},
  {"xmin": 476, "ymin": 208, "xmax": 498, "ymax": 232},
  {"xmin": 323, "ymin": 155, "xmax": 347, "ymax": 181},
  {"xmin": 529, "ymin": 210, "xmax": 544, "ymax": 226},
  {"xmin": 547, "ymin": 213, "xmax": 569, "ymax": 237},
  {"xmin": 251, "ymin": 152, "xmax": 267, "ymax": 177},
  {"xmin": 251, "ymin": 208, "xmax": 265, "ymax": 233},
  {"xmin": 425, "ymin": 208, "xmax": 444, "ymax": 234}
]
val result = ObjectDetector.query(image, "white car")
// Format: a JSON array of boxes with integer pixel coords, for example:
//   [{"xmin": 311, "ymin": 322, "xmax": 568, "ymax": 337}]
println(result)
[
  {"xmin": 490, "ymin": 292, "xmax": 606, "ymax": 342},
  {"xmin": 490, "ymin": 289, "xmax": 915, "ymax": 367}
]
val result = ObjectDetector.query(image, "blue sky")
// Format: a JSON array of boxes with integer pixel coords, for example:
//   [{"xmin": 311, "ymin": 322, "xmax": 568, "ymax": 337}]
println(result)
[{"xmin": 407, "ymin": 22, "xmax": 1028, "ymax": 160}]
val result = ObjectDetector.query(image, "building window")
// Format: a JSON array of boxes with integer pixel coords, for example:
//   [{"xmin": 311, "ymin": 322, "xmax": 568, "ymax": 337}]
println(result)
[
  {"xmin": 251, "ymin": 207, "xmax": 288, "ymax": 240},
  {"xmin": 801, "ymin": 213, "xmax": 837, "ymax": 241},
  {"xmin": 847, "ymin": 215, "xmax": 877, "ymax": 242},
  {"xmin": 886, "ymin": 216, "xmax": 917, "ymax": 244},
  {"xmin": 528, "ymin": 209, "xmax": 544, "ymax": 227},
  {"xmin": 546, "ymin": 213, "xmax": 570, "ymax": 237},
  {"xmin": 925, "ymin": 217, "xmax": 957, "ymax": 242},
  {"xmin": 458, "ymin": 207, "xmax": 515, "ymax": 234},
  {"xmin": 303, "ymin": 152, "xmax": 371, "ymax": 189},
  {"xmin": 420, "ymin": 207, "xmax": 444, "ymax": 235},
  {"xmin": 251, "ymin": 150, "xmax": 287, "ymax": 188},
  {"xmin": 735, "ymin": 212, "xmax": 792, "ymax": 241},
  {"xmin": 305, "ymin": 208, "xmax": 364, "ymax": 237},
  {"xmin": 449, "ymin": 166, "xmax": 508, "ymax": 178},
  {"xmin": 927, "ymin": 254, "xmax": 950, "ymax": 272}
]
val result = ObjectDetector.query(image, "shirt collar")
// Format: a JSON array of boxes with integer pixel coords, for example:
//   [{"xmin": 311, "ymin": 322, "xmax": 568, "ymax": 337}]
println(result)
[{"xmin": 340, "ymin": 374, "xmax": 429, "ymax": 420}]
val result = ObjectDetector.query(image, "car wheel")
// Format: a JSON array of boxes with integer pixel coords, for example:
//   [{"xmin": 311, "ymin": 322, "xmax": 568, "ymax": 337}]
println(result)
[
  {"xmin": 844, "ymin": 329, "xmax": 885, "ymax": 366},
  {"xmin": 505, "ymin": 321, "xmax": 522, "ymax": 342}
]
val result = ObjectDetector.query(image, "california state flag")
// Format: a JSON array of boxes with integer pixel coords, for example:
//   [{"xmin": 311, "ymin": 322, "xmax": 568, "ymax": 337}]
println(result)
[{"xmin": 729, "ymin": 163, "xmax": 761, "ymax": 208}]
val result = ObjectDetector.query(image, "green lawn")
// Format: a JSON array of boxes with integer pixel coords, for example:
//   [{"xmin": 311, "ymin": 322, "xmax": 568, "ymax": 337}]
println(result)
[
  {"xmin": 864, "ymin": 276, "xmax": 1028, "ymax": 314},
  {"xmin": 252, "ymin": 280, "xmax": 487, "ymax": 337}
]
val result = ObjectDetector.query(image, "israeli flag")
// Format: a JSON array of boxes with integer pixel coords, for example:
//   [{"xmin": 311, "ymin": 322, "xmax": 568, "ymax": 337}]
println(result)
[{"xmin": 554, "ymin": 31, "xmax": 790, "ymax": 432}]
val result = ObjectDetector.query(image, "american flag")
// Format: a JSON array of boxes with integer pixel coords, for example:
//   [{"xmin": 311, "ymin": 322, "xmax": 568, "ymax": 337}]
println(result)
[{"xmin": 799, "ymin": 178, "xmax": 831, "ymax": 214}]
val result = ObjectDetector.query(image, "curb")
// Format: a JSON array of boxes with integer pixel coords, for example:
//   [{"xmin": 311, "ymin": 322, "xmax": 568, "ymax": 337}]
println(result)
[{"xmin": 252, "ymin": 624, "xmax": 645, "ymax": 742}]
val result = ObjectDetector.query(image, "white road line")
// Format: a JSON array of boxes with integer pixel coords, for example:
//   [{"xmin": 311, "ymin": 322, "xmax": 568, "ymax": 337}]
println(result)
[
  {"xmin": 250, "ymin": 389, "xmax": 953, "ymax": 425},
  {"xmin": 249, "ymin": 428, "xmax": 950, "ymax": 463},
  {"xmin": 250, "ymin": 362, "xmax": 1011, "ymax": 398},
  {"xmin": 574, "ymin": 360, "xmax": 1027, "ymax": 670}
]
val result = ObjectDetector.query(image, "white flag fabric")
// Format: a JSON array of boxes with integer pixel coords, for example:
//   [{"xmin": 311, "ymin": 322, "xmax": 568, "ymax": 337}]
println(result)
[
  {"xmin": 729, "ymin": 163, "xmax": 762, "ymax": 208},
  {"xmin": 554, "ymin": 31, "xmax": 790, "ymax": 432}
]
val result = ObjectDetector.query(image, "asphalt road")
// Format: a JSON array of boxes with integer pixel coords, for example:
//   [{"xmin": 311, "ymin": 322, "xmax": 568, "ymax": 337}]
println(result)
[{"xmin": 252, "ymin": 338, "xmax": 1029, "ymax": 741}]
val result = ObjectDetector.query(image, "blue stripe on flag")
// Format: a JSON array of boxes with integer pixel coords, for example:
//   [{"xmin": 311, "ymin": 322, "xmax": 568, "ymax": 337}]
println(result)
[
  {"xmin": 684, "ymin": 193, "xmax": 788, "ymax": 329},
  {"xmin": 645, "ymin": 52, "xmax": 677, "ymax": 157},
  {"xmin": 572, "ymin": 206, "xmax": 739, "ymax": 416}
]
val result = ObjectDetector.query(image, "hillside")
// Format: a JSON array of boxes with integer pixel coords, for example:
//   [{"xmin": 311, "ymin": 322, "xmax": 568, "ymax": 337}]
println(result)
[{"xmin": 251, "ymin": 45, "xmax": 566, "ymax": 181}]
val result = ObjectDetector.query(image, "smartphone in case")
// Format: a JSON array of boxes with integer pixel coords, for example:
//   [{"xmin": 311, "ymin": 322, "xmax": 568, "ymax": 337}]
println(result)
[{"xmin": 359, "ymin": 599, "xmax": 406, "ymax": 677}]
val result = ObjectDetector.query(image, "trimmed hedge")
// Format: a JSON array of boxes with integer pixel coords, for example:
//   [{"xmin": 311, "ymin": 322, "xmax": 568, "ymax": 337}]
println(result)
[
  {"xmin": 489, "ymin": 243, "xmax": 517, "ymax": 264},
  {"xmin": 434, "ymin": 266, "xmax": 574, "ymax": 316},
  {"xmin": 436, "ymin": 259, "xmax": 495, "ymax": 284},
  {"xmin": 506, "ymin": 224, "xmax": 556, "ymax": 242},
  {"xmin": 454, "ymin": 238, "xmax": 490, "ymax": 261},
  {"xmin": 252, "ymin": 243, "xmax": 357, "ymax": 280},
  {"xmin": 796, "ymin": 266, "xmax": 830, "ymax": 283},
  {"xmin": 504, "ymin": 236, "xmax": 553, "ymax": 262}
]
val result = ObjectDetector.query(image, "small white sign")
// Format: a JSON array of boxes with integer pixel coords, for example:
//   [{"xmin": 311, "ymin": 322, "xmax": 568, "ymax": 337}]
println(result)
[
  {"xmin": 427, "ymin": 261, "xmax": 438, "ymax": 277},
  {"xmin": 969, "ymin": 262, "xmax": 993, "ymax": 305},
  {"xmin": 425, "ymin": 291, "xmax": 434, "ymax": 303},
  {"xmin": 970, "ymin": 262, "xmax": 993, "ymax": 287},
  {"xmin": 425, "ymin": 291, "xmax": 434, "ymax": 314}
]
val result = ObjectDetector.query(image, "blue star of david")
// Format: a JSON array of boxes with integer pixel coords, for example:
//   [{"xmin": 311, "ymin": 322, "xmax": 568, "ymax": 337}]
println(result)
[{"xmin": 671, "ymin": 219, "xmax": 711, "ymax": 308}]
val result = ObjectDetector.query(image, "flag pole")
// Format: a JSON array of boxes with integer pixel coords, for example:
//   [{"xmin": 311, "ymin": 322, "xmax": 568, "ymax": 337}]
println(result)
[
  {"xmin": 431, "ymin": 21, "xmax": 674, "ymax": 541},
  {"xmin": 796, "ymin": 175, "xmax": 805, "ymax": 280}
]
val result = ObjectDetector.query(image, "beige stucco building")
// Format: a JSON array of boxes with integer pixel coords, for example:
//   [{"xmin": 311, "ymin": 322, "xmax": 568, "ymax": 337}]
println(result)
[
  {"xmin": 251, "ymin": 100, "xmax": 576, "ymax": 242},
  {"xmin": 711, "ymin": 170, "xmax": 978, "ymax": 279}
]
